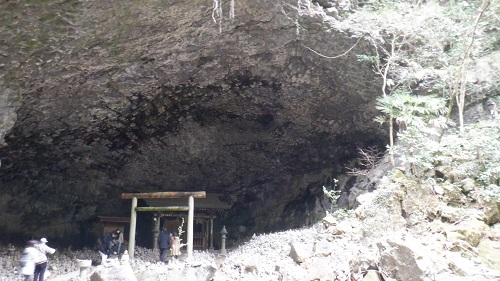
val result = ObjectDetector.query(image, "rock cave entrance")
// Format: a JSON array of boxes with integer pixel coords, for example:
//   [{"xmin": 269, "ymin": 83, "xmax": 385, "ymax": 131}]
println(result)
[{"xmin": 0, "ymin": 0, "xmax": 388, "ymax": 247}]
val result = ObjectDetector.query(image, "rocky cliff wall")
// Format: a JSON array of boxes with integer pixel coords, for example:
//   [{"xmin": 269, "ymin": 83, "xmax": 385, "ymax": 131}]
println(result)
[{"xmin": 0, "ymin": 0, "xmax": 385, "ymax": 244}]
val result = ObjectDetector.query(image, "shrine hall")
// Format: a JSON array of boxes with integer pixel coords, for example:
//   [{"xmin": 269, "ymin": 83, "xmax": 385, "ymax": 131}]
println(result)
[{"xmin": 140, "ymin": 192, "xmax": 231, "ymax": 251}]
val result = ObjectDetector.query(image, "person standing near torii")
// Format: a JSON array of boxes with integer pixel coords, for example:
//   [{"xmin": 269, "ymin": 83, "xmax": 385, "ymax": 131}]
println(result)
[{"xmin": 157, "ymin": 226, "xmax": 170, "ymax": 263}]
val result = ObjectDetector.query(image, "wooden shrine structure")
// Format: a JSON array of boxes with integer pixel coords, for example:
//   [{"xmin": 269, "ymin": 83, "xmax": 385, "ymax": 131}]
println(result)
[
  {"xmin": 144, "ymin": 193, "xmax": 231, "ymax": 251},
  {"xmin": 97, "ymin": 216, "xmax": 130, "ymax": 236},
  {"xmin": 121, "ymin": 191, "xmax": 230, "ymax": 258}
]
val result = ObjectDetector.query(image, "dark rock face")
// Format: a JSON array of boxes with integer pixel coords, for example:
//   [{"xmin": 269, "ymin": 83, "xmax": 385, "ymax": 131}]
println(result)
[{"xmin": 0, "ymin": 0, "xmax": 385, "ymax": 245}]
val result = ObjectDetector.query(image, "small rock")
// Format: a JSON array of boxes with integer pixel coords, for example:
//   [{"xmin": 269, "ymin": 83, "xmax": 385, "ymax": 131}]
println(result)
[
  {"xmin": 477, "ymin": 239, "xmax": 500, "ymax": 270},
  {"xmin": 289, "ymin": 242, "xmax": 313, "ymax": 264},
  {"xmin": 362, "ymin": 270, "xmax": 382, "ymax": 281}
]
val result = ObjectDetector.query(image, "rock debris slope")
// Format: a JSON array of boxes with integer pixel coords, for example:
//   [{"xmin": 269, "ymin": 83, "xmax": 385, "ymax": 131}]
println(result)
[{"xmin": 1, "ymin": 174, "xmax": 499, "ymax": 281}]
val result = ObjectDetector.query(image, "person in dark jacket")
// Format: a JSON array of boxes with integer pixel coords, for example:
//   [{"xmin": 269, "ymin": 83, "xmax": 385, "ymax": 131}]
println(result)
[
  {"xmin": 99, "ymin": 231, "xmax": 117, "ymax": 264},
  {"xmin": 157, "ymin": 227, "xmax": 170, "ymax": 263}
]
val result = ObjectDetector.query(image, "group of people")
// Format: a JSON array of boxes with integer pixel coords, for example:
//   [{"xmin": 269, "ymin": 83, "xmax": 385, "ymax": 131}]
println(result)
[
  {"xmin": 98, "ymin": 228, "xmax": 124, "ymax": 265},
  {"xmin": 20, "ymin": 238, "xmax": 56, "ymax": 281},
  {"xmin": 157, "ymin": 226, "xmax": 181, "ymax": 263},
  {"xmin": 19, "ymin": 227, "xmax": 179, "ymax": 279}
]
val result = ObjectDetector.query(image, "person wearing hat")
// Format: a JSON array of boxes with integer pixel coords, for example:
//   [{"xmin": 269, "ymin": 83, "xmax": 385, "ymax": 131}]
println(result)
[{"xmin": 34, "ymin": 237, "xmax": 56, "ymax": 281}]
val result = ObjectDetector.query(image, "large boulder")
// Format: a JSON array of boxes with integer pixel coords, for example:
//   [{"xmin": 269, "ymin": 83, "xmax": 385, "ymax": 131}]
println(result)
[
  {"xmin": 90, "ymin": 263, "xmax": 137, "ymax": 281},
  {"xmin": 377, "ymin": 233, "xmax": 448, "ymax": 281},
  {"xmin": 482, "ymin": 201, "xmax": 500, "ymax": 225},
  {"xmin": 354, "ymin": 182, "xmax": 407, "ymax": 237},
  {"xmin": 289, "ymin": 242, "xmax": 314, "ymax": 263},
  {"xmin": 477, "ymin": 239, "xmax": 500, "ymax": 270}
]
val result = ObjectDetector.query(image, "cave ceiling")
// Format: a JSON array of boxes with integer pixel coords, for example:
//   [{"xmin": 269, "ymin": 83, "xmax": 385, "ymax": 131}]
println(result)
[{"xmin": 0, "ymin": 0, "xmax": 386, "ymax": 241}]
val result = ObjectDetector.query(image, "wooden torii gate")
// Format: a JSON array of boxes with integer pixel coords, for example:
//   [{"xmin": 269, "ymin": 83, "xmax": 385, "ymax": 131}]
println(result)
[{"xmin": 121, "ymin": 191, "xmax": 206, "ymax": 258}]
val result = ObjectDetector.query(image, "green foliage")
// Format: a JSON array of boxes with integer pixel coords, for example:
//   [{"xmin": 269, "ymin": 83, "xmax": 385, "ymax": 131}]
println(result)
[
  {"xmin": 472, "ymin": 184, "xmax": 500, "ymax": 204},
  {"xmin": 356, "ymin": 54, "xmax": 377, "ymax": 63},
  {"xmin": 323, "ymin": 186, "xmax": 340, "ymax": 205},
  {"xmin": 331, "ymin": 208, "xmax": 354, "ymax": 221},
  {"xmin": 374, "ymin": 91, "xmax": 450, "ymax": 169},
  {"xmin": 177, "ymin": 217, "xmax": 185, "ymax": 237},
  {"xmin": 374, "ymin": 91, "xmax": 449, "ymax": 168},
  {"xmin": 342, "ymin": 0, "xmax": 499, "ymax": 219},
  {"xmin": 323, "ymin": 179, "xmax": 340, "ymax": 213},
  {"xmin": 444, "ymin": 0, "xmax": 479, "ymax": 20},
  {"xmin": 323, "ymin": 183, "xmax": 354, "ymax": 221},
  {"xmin": 375, "ymin": 91, "xmax": 448, "ymax": 130},
  {"xmin": 177, "ymin": 218, "xmax": 188, "ymax": 249},
  {"xmin": 398, "ymin": 126, "xmax": 439, "ymax": 172},
  {"xmin": 445, "ymin": 121, "xmax": 499, "ymax": 184},
  {"xmin": 401, "ymin": 120, "xmax": 500, "ymax": 188}
]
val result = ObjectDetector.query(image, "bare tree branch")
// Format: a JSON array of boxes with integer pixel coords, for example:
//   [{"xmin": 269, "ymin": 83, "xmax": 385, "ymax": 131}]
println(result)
[{"xmin": 346, "ymin": 146, "xmax": 384, "ymax": 176}]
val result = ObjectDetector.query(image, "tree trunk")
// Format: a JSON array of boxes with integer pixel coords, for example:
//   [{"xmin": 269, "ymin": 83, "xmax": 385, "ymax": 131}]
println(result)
[{"xmin": 389, "ymin": 117, "xmax": 395, "ymax": 166}]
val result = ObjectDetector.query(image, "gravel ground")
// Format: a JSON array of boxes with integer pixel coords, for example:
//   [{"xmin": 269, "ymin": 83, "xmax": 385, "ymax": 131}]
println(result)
[
  {"xmin": 0, "ymin": 243, "xmax": 227, "ymax": 281},
  {"xmin": 2, "ymin": 223, "xmax": 500, "ymax": 281},
  {"xmin": 1, "ymin": 224, "xmax": 358, "ymax": 281},
  {"xmin": 0, "ymin": 220, "xmax": 376, "ymax": 281},
  {"xmin": 2, "ymin": 192, "xmax": 500, "ymax": 281}
]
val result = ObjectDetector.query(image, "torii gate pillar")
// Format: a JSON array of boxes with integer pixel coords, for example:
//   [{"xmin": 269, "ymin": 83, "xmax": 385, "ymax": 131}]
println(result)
[
  {"xmin": 128, "ymin": 197, "xmax": 137, "ymax": 258},
  {"xmin": 187, "ymin": 196, "xmax": 194, "ymax": 256}
]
